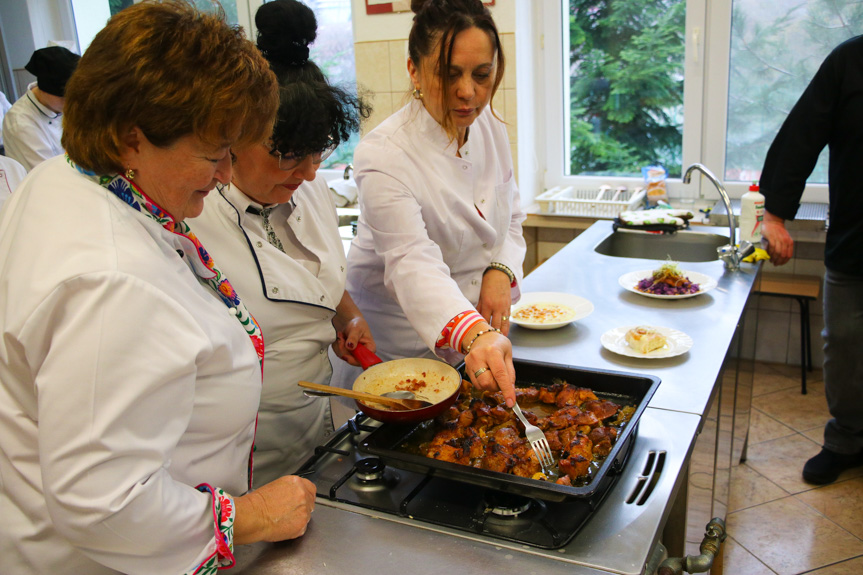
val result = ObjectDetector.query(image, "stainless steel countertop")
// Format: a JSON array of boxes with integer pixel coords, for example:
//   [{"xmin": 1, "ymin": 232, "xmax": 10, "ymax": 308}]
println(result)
[
  {"xmin": 231, "ymin": 220, "xmax": 759, "ymax": 573},
  {"xmin": 511, "ymin": 220, "xmax": 760, "ymax": 417},
  {"xmin": 233, "ymin": 408, "xmax": 700, "ymax": 575}
]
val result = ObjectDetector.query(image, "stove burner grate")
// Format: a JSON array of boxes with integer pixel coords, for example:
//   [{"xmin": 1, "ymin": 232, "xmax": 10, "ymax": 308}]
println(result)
[{"xmin": 485, "ymin": 491, "xmax": 533, "ymax": 517}]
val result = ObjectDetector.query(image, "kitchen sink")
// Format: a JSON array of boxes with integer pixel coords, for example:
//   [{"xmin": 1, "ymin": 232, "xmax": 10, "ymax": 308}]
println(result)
[{"xmin": 594, "ymin": 229, "xmax": 730, "ymax": 262}]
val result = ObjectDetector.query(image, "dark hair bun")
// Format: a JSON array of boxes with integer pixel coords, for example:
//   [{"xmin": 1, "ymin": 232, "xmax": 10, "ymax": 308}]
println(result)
[
  {"xmin": 256, "ymin": 0, "xmax": 317, "ymax": 67},
  {"xmin": 411, "ymin": 0, "xmax": 484, "ymax": 15}
]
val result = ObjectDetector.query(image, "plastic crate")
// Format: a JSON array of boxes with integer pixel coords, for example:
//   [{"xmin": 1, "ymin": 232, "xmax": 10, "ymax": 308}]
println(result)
[{"xmin": 536, "ymin": 186, "xmax": 646, "ymax": 218}]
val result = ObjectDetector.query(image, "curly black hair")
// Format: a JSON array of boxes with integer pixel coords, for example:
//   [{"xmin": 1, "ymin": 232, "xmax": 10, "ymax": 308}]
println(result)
[{"xmin": 255, "ymin": 0, "xmax": 371, "ymax": 158}]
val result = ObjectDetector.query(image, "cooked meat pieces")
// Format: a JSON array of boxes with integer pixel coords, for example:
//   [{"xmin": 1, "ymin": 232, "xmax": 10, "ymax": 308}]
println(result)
[
  {"xmin": 471, "ymin": 401, "xmax": 495, "ymax": 428},
  {"xmin": 559, "ymin": 454, "xmax": 591, "ymax": 479},
  {"xmin": 480, "ymin": 426, "xmax": 523, "ymax": 473},
  {"xmin": 511, "ymin": 442, "xmax": 542, "ymax": 478},
  {"xmin": 515, "ymin": 386, "xmax": 541, "ymax": 404},
  {"xmin": 423, "ymin": 381, "xmax": 630, "ymax": 482},
  {"xmin": 538, "ymin": 382, "xmax": 563, "ymax": 404},
  {"xmin": 489, "ymin": 426, "xmax": 522, "ymax": 449},
  {"xmin": 563, "ymin": 433, "xmax": 593, "ymax": 461},
  {"xmin": 427, "ymin": 427, "xmax": 483, "ymax": 464},
  {"xmin": 582, "ymin": 399, "xmax": 621, "ymax": 421},
  {"xmin": 540, "ymin": 406, "xmax": 600, "ymax": 430},
  {"xmin": 555, "ymin": 474, "xmax": 572, "ymax": 486},
  {"xmin": 558, "ymin": 433, "xmax": 594, "ymax": 480},
  {"xmin": 457, "ymin": 409, "xmax": 476, "ymax": 428},
  {"xmin": 543, "ymin": 429, "xmax": 561, "ymax": 452},
  {"xmin": 480, "ymin": 442, "xmax": 516, "ymax": 473},
  {"xmin": 588, "ymin": 426, "xmax": 618, "ymax": 456},
  {"xmin": 489, "ymin": 404, "xmax": 513, "ymax": 424},
  {"xmin": 555, "ymin": 384, "xmax": 598, "ymax": 408}
]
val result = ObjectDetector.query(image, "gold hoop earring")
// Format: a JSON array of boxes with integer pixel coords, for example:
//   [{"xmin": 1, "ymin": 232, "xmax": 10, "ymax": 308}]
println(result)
[
  {"xmin": 412, "ymin": 87, "xmax": 423, "ymax": 100},
  {"xmin": 125, "ymin": 167, "xmax": 135, "ymax": 180}
]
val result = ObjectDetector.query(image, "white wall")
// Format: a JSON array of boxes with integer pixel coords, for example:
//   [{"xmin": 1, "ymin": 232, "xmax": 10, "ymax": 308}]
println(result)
[
  {"xmin": 0, "ymin": 0, "xmax": 77, "ymax": 97},
  {"xmin": 0, "ymin": 0, "xmax": 36, "ymax": 69}
]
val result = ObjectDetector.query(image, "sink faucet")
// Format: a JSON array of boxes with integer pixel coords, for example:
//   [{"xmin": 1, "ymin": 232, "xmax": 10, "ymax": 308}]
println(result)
[{"xmin": 682, "ymin": 163, "xmax": 753, "ymax": 270}]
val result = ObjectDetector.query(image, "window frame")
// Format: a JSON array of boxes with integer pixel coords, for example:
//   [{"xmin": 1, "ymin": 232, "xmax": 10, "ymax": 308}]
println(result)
[{"xmin": 534, "ymin": 0, "xmax": 829, "ymax": 204}]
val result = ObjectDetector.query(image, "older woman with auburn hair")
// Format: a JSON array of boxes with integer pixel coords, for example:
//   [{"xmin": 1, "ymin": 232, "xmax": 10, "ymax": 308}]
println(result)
[{"xmin": 0, "ymin": 2, "xmax": 315, "ymax": 574}]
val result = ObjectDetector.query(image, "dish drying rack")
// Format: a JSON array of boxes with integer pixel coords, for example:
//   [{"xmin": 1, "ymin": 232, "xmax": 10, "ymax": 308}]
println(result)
[{"xmin": 536, "ymin": 185, "xmax": 646, "ymax": 218}]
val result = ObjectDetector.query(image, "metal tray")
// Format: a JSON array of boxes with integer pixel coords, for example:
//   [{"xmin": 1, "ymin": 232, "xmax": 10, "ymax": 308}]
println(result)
[{"xmin": 358, "ymin": 359, "xmax": 661, "ymax": 502}]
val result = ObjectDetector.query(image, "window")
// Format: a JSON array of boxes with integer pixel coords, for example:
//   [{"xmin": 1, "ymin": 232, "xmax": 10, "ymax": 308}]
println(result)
[
  {"xmin": 536, "ymin": 0, "xmax": 857, "ymax": 202},
  {"xmin": 724, "ymin": 0, "xmax": 863, "ymax": 185},
  {"xmin": 562, "ymin": 0, "xmax": 686, "ymax": 180},
  {"xmin": 248, "ymin": 0, "xmax": 359, "ymax": 171}
]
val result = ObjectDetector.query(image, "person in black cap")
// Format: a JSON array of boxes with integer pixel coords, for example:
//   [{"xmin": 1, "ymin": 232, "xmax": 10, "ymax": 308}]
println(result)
[{"xmin": 2, "ymin": 46, "xmax": 80, "ymax": 171}]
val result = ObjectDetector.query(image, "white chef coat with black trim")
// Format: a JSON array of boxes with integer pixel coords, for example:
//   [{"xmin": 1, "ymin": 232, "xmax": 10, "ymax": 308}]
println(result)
[
  {"xmin": 3, "ymin": 83, "xmax": 64, "ymax": 171},
  {"xmin": 190, "ymin": 174, "xmax": 344, "ymax": 485}
]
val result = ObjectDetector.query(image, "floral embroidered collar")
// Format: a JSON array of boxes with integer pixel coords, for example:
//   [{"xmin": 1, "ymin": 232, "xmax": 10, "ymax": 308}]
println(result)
[{"xmin": 69, "ymin": 157, "xmax": 265, "ymax": 367}]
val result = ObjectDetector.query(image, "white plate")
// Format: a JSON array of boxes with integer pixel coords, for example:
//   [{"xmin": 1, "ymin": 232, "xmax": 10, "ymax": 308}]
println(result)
[
  {"xmin": 510, "ymin": 292, "xmax": 594, "ymax": 330},
  {"xmin": 601, "ymin": 325, "xmax": 693, "ymax": 358},
  {"xmin": 618, "ymin": 270, "xmax": 717, "ymax": 299}
]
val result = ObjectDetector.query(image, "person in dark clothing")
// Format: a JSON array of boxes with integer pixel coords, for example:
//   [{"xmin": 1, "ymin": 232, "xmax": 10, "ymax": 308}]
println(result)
[{"xmin": 760, "ymin": 34, "xmax": 863, "ymax": 485}]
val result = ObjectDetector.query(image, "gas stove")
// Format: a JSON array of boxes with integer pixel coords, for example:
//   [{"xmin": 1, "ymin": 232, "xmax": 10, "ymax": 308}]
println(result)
[
  {"xmin": 235, "ymin": 407, "xmax": 699, "ymax": 575},
  {"xmin": 296, "ymin": 414, "xmax": 610, "ymax": 549}
]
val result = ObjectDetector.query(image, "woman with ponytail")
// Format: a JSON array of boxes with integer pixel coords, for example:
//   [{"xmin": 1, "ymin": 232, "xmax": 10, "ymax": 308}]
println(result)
[
  {"xmin": 191, "ymin": 0, "xmax": 374, "ymax": 485},
  {"xmin": 333, "ymin": 0, "xmax": 525, "ymax": 407}
]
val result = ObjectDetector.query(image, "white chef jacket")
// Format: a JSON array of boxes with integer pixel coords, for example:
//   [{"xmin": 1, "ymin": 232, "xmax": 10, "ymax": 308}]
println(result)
[
  {"xmin": 0, "ymin": 157, "xmax": 262, "ymax": 575},
  {"xmin": 0, "ymin": 154, "xmax": 26, "ymax": 211},
  {"xmin": 331, "ymin": 101, "xmax": 526, "ymax": 389},
  {"xmin": 3, "ymin": 82, "xmax": 64, "ymax": 171},
  {"xmin": 190, "ymin": 174, "xmax": 343, "ymax": 485}
]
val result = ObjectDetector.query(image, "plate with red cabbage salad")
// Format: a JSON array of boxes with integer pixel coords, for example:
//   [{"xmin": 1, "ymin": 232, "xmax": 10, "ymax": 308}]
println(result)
[{"xmin": 618, "ymin": 261, "xmax": 717, "ymax": 299}]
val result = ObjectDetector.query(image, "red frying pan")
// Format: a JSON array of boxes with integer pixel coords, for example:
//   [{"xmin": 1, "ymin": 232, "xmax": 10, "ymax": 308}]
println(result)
[{"xmin": 348, "ymin": 344, "xmax": 462, "ymax": 424}]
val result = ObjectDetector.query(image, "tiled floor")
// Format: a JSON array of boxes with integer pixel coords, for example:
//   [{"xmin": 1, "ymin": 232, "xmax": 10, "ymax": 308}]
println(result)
[{"xmin": 724, "ymin": 362, "xmax": 863, "ymax": 574}]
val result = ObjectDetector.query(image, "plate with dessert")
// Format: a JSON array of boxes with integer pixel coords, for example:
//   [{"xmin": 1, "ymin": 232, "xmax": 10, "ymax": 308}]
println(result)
[
  {"xmin": 600, "ymin": 325, "xmax": 693, "ymax": 358},
  {"xmin": 619, "ymin": 261, "xmax": 717, "ymax": 299},
  {"xmin": 510, "ymin": 292, "xmax": 594, "ymax": 330}
]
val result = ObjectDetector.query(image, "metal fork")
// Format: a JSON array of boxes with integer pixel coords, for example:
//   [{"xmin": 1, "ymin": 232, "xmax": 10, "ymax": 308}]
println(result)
[{"xmin": 511, "ymin": 401, "xmax": 555, "ymax": 470}]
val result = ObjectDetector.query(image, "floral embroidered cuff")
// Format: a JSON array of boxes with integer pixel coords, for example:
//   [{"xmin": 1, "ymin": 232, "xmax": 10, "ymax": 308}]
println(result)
[{"xmin": 187, "ymin": 484, "xmax": 235, "ymax": 574}]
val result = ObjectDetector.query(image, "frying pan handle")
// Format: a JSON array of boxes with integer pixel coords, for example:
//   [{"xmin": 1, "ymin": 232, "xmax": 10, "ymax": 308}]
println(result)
[{"xmin": 350, "ymin": 342, "xmax": 383, "ymax": 370}]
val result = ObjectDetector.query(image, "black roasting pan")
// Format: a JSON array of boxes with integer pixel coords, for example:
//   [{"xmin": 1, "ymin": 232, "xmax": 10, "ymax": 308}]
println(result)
[{"xmin": 358, "ymin": 359, "xmax": 661, "ymax": 502}]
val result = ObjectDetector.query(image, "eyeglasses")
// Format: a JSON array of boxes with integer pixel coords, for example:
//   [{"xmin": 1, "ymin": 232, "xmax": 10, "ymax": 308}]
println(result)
[{"xmin": 268, "ymin": 138, "xmax": 337, "ymax": 171}]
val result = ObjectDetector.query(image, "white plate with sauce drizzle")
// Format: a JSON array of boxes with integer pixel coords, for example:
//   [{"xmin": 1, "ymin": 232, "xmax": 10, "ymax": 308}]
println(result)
[{"xmin": 510, "ymin": 292, "xmax": 595, "ymax": 330}]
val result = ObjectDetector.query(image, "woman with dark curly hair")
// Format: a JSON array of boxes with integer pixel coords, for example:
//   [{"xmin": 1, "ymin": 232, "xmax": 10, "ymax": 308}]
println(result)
[
  {"xmin": 331, "ymin": 0, "xmax": 524, "ymax": 407},
  {"xmin": 0, "ymin": 2, "xmax": 321, "ymax": 574},
  {"xmin": 191, "ymin": 0, "xmax": 374, "ymax": 485}
]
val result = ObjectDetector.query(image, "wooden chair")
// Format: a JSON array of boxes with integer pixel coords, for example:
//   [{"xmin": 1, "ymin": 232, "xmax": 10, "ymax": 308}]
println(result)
[{"xmin": 754, "ymin": 273, "xmax": 821, "ymax": 394}]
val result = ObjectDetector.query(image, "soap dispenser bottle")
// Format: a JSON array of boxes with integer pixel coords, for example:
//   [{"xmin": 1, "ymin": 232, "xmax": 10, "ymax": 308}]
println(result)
[{"xmin": 739, "ymin": 182, "xmax": 765, "ymax": 243}]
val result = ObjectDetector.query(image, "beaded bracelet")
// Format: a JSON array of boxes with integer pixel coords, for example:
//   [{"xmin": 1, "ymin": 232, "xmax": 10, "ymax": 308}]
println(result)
[
  {"xmin": 463, "ymin": 327, "xmax": 502, "ymax": 355},
  {"xmin": 485, "ymin": 262, "xmax": 515, "ymax": 284}
]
